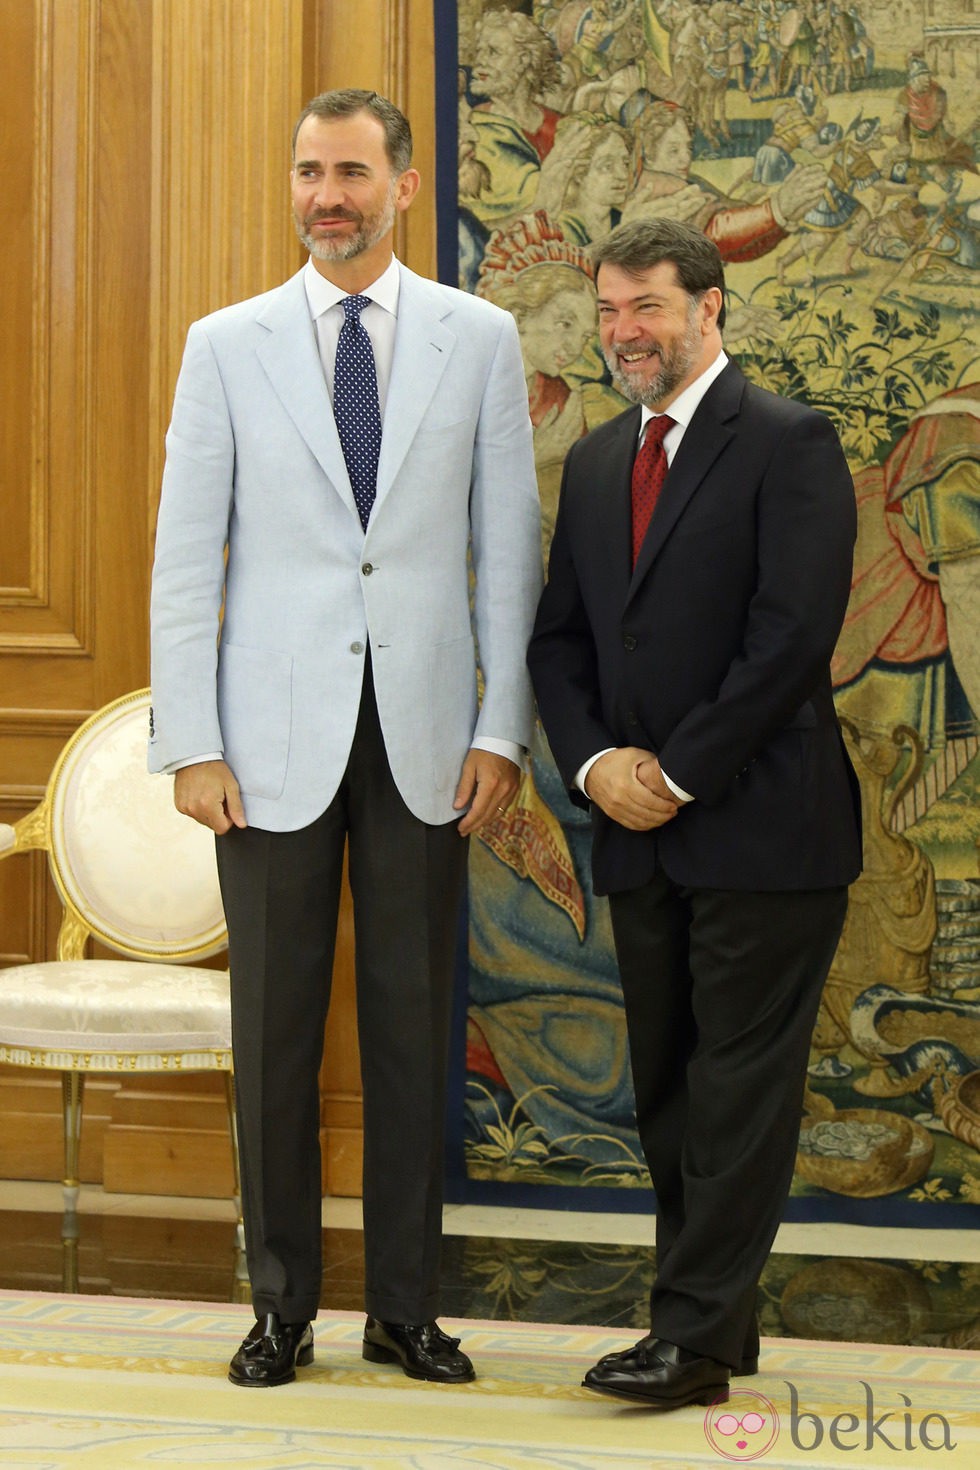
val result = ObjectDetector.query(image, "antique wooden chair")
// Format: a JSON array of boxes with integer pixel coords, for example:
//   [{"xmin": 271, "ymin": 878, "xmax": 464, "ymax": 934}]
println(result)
[{"xmin": 0, "ymin": 689, "xmax": 240, "ymax": 1285}]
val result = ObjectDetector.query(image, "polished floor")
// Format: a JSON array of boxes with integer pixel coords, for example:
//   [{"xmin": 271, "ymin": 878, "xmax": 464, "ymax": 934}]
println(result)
[{"xmin": 1, "ymin": 1181, "xmax": 978, "ymax": 1352}]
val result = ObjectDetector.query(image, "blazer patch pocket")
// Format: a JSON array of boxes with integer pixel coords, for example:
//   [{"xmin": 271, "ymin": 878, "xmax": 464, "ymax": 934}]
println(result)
[{"xmin": 217, "ymin": 642, "xmax": 293, "ymax": 800}]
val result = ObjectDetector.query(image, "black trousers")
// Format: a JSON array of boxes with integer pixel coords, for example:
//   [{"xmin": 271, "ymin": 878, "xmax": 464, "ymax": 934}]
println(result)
[
  {"xmin": 216, "ymin": 669, "xmax": 468, "ymax": 1326},
  {"xmin": 608, "ymin": 869, "xmax": 848, "ymax": 1369}
]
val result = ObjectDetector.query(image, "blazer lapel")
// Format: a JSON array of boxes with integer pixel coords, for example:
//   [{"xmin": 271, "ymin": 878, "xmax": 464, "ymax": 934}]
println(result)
[
  {"xmin": 373, "ymin": 264, "xmax": 454, "ymax": 512},
  {"xmin": 255, "ymin": 270, "xmax": 359, "ymax": 520},
  {"xmin": 628, "ymin": 362, "xmax": 742, "ymax": 599}
]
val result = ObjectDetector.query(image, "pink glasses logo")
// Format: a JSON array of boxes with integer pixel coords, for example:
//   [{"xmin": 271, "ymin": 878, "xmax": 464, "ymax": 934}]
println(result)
[{"xmin": 704, "ymin": 1389, "xmax": 780, "ymax": 1462}]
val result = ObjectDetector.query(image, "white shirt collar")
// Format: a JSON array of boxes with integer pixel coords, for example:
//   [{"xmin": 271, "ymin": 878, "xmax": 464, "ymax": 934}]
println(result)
[
  {"xmin": 302, "ymin": 254, "xmax": 401, "ymax": 319},
  {"xmin": 639, "ymin": 349, "xmax": 729, "ymax": 437}
]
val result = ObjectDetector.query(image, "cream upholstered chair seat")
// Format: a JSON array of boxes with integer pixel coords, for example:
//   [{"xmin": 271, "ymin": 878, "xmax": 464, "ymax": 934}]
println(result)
[
  {"xmin": 0, "ymin": 960, "xmax": 232, "ymax": 1064},
  {"xmin": 0, "ymin": 689, "xmax": 239, "ymax": 1283}
]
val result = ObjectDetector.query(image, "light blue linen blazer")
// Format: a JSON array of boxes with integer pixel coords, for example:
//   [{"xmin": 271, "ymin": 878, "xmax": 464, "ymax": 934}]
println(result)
[{"xmin": 149, "ymin": 262, "xmax": 542, "ymax": 830}]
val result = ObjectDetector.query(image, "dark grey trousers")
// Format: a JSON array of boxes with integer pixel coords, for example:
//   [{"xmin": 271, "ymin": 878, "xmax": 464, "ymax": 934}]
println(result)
[
  {"xmin": 216, "ymin": 668, "xmax": 468, "ymax": 1325},
  {"xmin": 609, "ymin": 872, "xmax": 848, "ymax": 1368}
]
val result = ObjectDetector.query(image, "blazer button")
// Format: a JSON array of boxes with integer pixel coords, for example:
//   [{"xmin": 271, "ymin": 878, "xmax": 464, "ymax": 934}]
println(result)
[
  {"xmin": 361, "ymin": 563, "xmax": 374, "ymax": 576},
  {"xmin": 623, "ymin": 634, "xmax": 637, "ymax": 651},
  {"xmin": 350, "ymin": 641, "xmax": 364, "ymax": 655}
]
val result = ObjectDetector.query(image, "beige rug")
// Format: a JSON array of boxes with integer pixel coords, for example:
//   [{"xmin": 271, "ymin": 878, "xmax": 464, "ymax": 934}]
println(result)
[{"xmin": 0, "ymin": 1289, "xmax": 978, "ymax": 1467}]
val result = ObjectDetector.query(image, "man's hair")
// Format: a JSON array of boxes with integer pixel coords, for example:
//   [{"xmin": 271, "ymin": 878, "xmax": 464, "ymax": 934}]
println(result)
[
  {"xmin": 591, "ymin": 219, "xmax": 727, "ymax": 330},
  {"xmin": 292, "ymin": 89, "xmax": 413, "ymax": 174}
]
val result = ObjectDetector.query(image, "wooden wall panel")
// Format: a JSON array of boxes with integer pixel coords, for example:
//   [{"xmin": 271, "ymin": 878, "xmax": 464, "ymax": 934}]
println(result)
[
  {"xmin": 0, "ymin": 0, "xmax": 38, "ymax": 600},
  {"xmin": 0, "ymin": 0, "xmax": 437, "ymax": 1203},
  {"xmin": 147, "ymin": 0, "xmax": 307, "ymax": 501},
  {"xmin": 0, "ymin": 0, "xmax": 156, "ymax": 1189}
]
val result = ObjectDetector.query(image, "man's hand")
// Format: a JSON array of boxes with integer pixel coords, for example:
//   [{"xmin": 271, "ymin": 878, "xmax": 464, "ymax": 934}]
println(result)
[
  {"xmin": 454, "ymin": 750, "xmax": 521, "ymax": 836},
  {"xmin": 173, "ymin": 760, "xmax": 247, "ymax": 834},
  {"xmin": 584, "ymin": 748, "xmax": 679, "ymax": 830}
]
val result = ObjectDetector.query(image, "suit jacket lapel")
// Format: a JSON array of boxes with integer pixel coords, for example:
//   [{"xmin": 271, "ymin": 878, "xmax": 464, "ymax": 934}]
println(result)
[
  {"xmin": 627, "ymin": 361, "xmax": 742, "ymax": 600},
  {"xmin": 255, "ymin": 270, "xmax": 359, "ymax": 520},
  {"xmin": 593, "ymin": 406, "xmax": 641, "ymax": 606},
  {"xmin": 374, "ymin": 264, "xmax": 454, "ymax": 512}
]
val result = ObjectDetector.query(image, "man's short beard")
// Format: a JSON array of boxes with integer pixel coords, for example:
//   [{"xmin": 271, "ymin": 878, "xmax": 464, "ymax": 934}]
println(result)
[
  {"xmin": 604, "ymin": 307, "xmax": 702, "ymax": 407},
  {"xmin": 295, "ymin": 182, "xmax": 398, "ymax": 263}
]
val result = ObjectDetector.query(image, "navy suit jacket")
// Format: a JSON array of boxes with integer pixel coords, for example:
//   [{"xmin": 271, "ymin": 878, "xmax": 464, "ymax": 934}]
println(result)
[{"xmin": 528, "ymin": 360, "xmax": 863, "ymax": 895}]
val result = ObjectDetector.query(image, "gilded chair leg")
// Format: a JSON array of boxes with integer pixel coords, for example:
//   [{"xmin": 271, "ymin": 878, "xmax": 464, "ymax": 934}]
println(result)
[
  {"xmin": 61, "ymin": 1071, "xmax": 84, "ymax": 1292},
  {"xmin": 61, "ymin": 1071, "xmax": 84, "ymax": 1214},
  {"xmin": 223, "ymin": 1070, "xmax": 245, "ymax": 1251}
]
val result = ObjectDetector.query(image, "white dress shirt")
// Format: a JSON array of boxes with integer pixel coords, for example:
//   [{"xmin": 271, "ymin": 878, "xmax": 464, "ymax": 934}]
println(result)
[
  {"xmin": 575, "ymin": 350, "xmax": 730, "ymax": 804},
  {"xmin": 304, "ymin": 255, "xmax": 400, "ymax": 412}
]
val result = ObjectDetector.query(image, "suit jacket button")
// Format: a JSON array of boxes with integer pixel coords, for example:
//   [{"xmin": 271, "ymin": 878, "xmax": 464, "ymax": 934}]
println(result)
[
  {"xmin": 361, "ymin": 562, "xmax": 374, "ymax": 576},
  {"xmin": 350, "ymin": 641, "xmax": 364, "ymax": 655},
  {"xmin": 623, "ymin": 634, "xmax": 637, "ymax": 651}
]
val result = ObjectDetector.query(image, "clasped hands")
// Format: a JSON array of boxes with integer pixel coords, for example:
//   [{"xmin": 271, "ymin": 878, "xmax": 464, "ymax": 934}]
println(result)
[{"xmin": 584, "ymin": 747, "xmax": 680, "ymax": 831}]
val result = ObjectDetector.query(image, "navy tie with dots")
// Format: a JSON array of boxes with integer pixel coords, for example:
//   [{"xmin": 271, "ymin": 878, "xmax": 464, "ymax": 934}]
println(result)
[
  {"xmin": 334, "ymin": 294, "xmax": 383, "ymax": 530},
  {"xmin": 630, "ymin": 413, "xmax": 675, "ymax": 568}
]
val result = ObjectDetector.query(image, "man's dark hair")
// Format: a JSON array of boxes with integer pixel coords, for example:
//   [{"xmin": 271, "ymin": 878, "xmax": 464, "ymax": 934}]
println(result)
[
  {"xmin": 292, "ymin": 89, "xmax": 413, "ymax": 175},
  {"xmin": 592, "ymin": 219, "xmax": 727, "ymax": 330}
]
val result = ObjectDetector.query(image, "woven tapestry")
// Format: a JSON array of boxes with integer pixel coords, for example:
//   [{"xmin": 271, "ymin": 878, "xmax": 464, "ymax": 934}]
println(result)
[{"xmin": 445, "ymin": 0, "xmax": 980, "ymax": 1222}]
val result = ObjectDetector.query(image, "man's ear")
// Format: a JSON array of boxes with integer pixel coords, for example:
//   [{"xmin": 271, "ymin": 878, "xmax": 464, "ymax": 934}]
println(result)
[
  {"xmin": 701, "ymin": 286, "xmax": 724, "ymax": 333},
  {"xmin": 396, "ymin": 168, "xmax": 422, "ymax": 213}
]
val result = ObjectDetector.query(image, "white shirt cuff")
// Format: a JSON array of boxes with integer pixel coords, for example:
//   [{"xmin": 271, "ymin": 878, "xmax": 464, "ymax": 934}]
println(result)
[
  {"xmin": 661, "ymin": 768, "xmax": 695, "ymax": 803},
  {"xmin": 162, "ymin": 753, "xmax": 223, "ymax": 775},
  {"xmin": 472, "ymin": 736, "xmax": 524, "ymax": 769},
  {"xmin": 575, "ymin": 748, "xmax": 616, "ymax": 794}
]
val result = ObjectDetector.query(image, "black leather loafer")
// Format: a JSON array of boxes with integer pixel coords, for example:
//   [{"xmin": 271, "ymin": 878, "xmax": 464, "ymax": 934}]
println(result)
[
  {"xmin": 595, "ymin": 1329, "xmax": 757, "ymax": 1378},
  {"xmin": 362, "ymin": 1317, "xmax": 475, "ymax": 1382},
  {"xmin": 228, "ymin": 1313, "xmax": 314, "ymax": 1386},
  {"xmin": 583, "ymin": 1336, "xmax": 729, "ymax": 1408}
]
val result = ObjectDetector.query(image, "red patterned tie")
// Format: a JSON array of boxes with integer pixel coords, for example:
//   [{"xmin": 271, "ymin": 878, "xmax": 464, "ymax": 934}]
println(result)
[{"xmin": 631, "ymin": 414, "xmax": 675, "ymax": 568}]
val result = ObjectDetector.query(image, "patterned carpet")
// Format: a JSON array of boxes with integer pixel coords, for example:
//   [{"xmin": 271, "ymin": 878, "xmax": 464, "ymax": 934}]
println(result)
[{"xmin": 0, "ymin": 1290, "xmax": 978, "ymax": 1468}]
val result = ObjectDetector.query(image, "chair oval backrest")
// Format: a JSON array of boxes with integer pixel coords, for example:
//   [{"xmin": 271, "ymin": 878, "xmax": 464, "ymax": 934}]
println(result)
[{"xmin": 47, "ymin": 690, "xmax": 227, "ymax": 960}]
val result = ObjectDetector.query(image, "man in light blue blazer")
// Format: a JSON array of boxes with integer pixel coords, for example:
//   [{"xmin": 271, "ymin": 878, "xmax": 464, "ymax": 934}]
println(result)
[{"xmin": 149, "ymin": 90, "xmax": 541, "ymax": 1388}]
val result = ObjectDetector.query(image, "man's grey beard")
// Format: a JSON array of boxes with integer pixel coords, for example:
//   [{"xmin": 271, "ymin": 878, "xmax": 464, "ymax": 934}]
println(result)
[
  {"xmin": 295, "ymin": 183, "xmax": 398, "ymax": 263},
  {"xmin": 603, "ymin": 310, "xmax": 702, "ymax": 407}
]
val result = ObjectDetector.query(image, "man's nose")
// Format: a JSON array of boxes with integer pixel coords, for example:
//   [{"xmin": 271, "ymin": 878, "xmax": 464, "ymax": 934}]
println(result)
[
  {"xmin": 313, "ymin": 176, "xmax": 345, "ymax": 208},
  {"xmin": 615, "ymin": 313, "xmax": 642, "ymax": 340}
]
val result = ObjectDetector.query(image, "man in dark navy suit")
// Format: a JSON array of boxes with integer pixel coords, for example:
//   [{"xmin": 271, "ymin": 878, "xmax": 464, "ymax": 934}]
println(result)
[{"xmin": 528, "ymin": 219, "xmax": 861, "ymax": 1410}]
